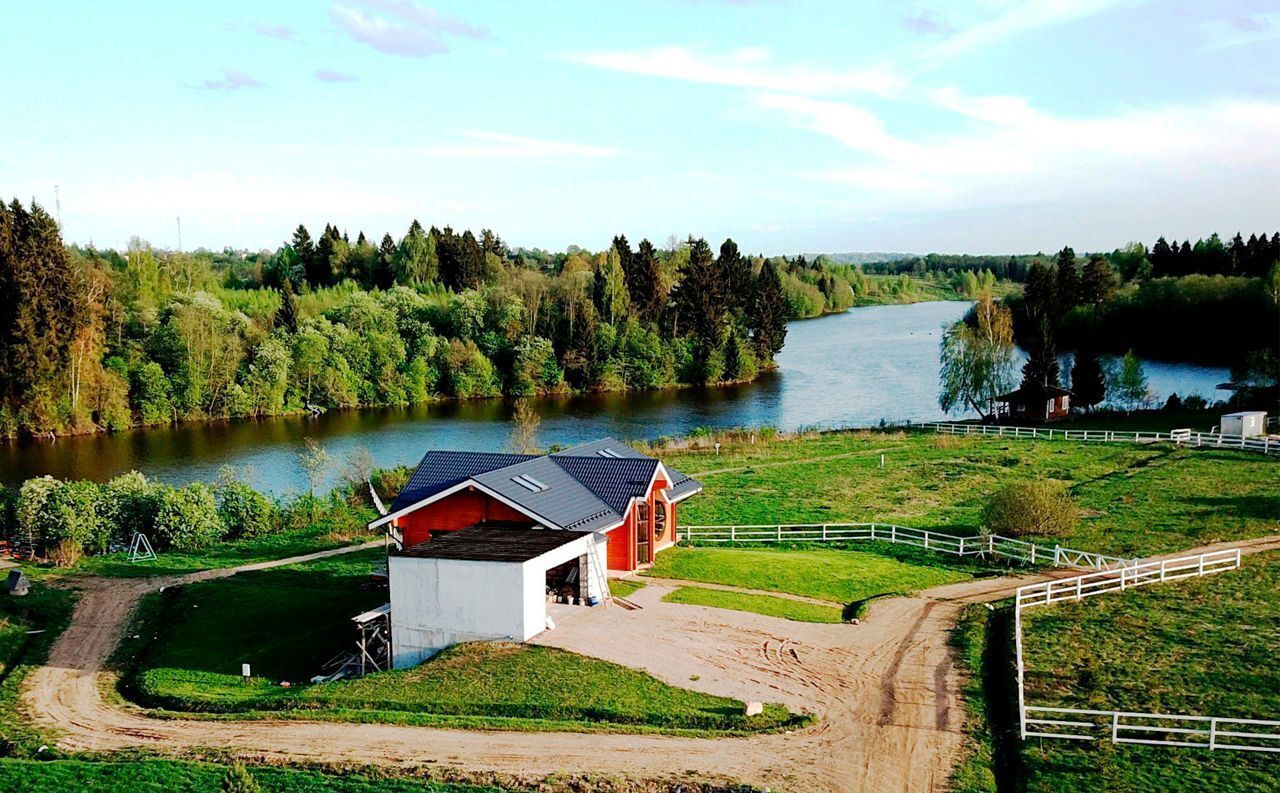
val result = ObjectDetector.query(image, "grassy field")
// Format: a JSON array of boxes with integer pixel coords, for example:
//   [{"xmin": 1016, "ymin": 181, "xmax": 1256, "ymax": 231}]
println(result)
[
  {"xmin": 1013, "ymin": 551, "xmax": 1280, "ymax": 792},
  {"xmin": 662, "ymin": 586, "xmax": 845, "ymax": 623},
  {"xmin": 0, "ymin": 759, "xmax": 504, "ymax": 792},
  {"xmin": 63, "ymin": 522, "xmax": 379, "ymax": 579},
  {"xmin": 0, "ymin": 580, "xmax": 77, "ymax": 756},
  {"xmin": 121, "ymin": 551, "xmax": 800, "ymax": 734},
  {"xmin": 659, "ymin": 429, "xmax": 1278, "ymax": 557},
  {"xmin": 645, "ymin": 545, "xmax": 972, "ymax": 604}
]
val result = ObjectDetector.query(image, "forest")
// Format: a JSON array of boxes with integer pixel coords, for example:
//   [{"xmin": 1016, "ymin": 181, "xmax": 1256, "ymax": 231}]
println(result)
[
  {"xmin": 0, "ymin": 200, "xmax": 804, "ymax": 438},
  {"xmin": 1005, "ymin": 234, "xmax": 1279, "ymax": 371}
]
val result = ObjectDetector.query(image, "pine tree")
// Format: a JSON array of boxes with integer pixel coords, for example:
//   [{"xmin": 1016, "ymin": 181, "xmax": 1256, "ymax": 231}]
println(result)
[
  {"xmin": 291, "ymin": 224, "xmax": 315, "ymax": 280},
  {"xmin": 750, "ymin": 260, "xmax": 787, "ymax": 359},
  {"xmin": 671, "ymin": 237, "xmax": 726, "ymax": 354},
  {"xmin": 274, "ymin": 279, "xmax": 299, "ymax": 333},
  {"xmin": 1082, "ymin": 255, "xmax": 1116, "ymax": 305},
  {"xmin": 1055, "ymin": 246, "xmax": 1079, "ymax": 311},
  {"xmin": 723, "ymin": 327, "xmax": 744, "ymax": 381},
  {"xmin": 1150, "ymin": 236, "xmax": 1173, "ymax": 276},
  {"xmin": 1022, "ymin": 260, "xmax": 1058, "ymax": 322},
  {"xmin": 718, "ymin": 238, "xmax": 754, "ymax": 313},
  {"xmin": 1070, "ymin": 349, "xmax": 1105, "ymax": 410},
  {"xmin": 0, "ymin": 200, "xmax": 90, "ymax": 417},
  {"xmin": 630, "ymin": 239, "xmax": 664, "ymax": 324},
  {"xmin": 309, "ymin": 224, "xmax": 338, "ymax": 287},
  {"xmin": 375, "ymin": 233, "xmax": 397, "ymax": 289},
  {"xmin": 1021, "ymin": 316, "xmax": 1060, "ymax": 387},
  {"xmin": 459, "ymin": 229, "xmax": 487, "ymax": 290}
]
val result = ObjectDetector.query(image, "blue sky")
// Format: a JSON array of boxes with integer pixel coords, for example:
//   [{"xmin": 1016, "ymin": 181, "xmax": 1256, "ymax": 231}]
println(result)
[{"xmin": 3, "ymin": 0, "xmax": 1278, "ymax": 255}]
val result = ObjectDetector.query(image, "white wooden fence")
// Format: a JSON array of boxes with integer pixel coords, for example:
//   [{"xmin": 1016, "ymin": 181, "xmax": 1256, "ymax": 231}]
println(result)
[
  {"xmin": 917, "ymin": 422, "xmax": 1280, "ymax": 456},
  {"xmin": 681, "ymin": 522, "xmax": 1134, "ymax": 570},
  {"xmin": 1014, "ymin": 548, "xmax": 1280, "ymax": 753}
]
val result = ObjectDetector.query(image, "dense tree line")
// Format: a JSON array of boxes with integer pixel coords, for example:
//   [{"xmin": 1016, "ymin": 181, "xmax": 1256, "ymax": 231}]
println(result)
[
  {"xmin": 0, "ymin": 200, "xmax": 790, "ymax": 438},
  {"xmin": 1007, "ymin": 235, "xmax": 1279, "ymax": 374}
]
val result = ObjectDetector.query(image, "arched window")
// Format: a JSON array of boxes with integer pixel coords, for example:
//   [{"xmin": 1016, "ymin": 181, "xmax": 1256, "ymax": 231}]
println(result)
[{"xmin": 653, "ymin": 499, "xmax": 668, "ymax": 540}]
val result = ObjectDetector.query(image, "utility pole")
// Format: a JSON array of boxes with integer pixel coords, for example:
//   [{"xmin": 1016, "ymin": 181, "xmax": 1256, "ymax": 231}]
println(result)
[
  {"xmin": 54, "ymin": 184, "xmax": 62, "ymax": 230},
  {"xmin": 176, "ymin": 216, "xmax": 182, "ymax": 252}
]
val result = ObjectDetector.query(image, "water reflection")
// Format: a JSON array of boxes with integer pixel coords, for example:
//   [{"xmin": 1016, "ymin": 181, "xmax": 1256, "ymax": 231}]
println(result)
[{"xmin": 0, "ymin": 301, "xmax": 1231, "ymax": 492}]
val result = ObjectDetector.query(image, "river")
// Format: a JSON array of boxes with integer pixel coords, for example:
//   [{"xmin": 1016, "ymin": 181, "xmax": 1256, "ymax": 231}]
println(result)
[{"xmin": 0, "ymin": 301, "xmax": 1231, "ymax": 492}]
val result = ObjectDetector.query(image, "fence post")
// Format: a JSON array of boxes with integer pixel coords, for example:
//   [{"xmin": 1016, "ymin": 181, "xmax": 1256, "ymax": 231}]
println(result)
[
  {"xmin": 1076, "ymin": 575, "xmax": 1083, "ymax": 601},
  {"xmin": 822, "ymin": 523, "xmax": 828, "ymax": 541},
  {"xmin": 1112, "ymin": 712, "xmax": 1120, "ymax": 744},
  {"xmin": 1031, "ymin": 544, "xmax": 1037, "ymax": 565},
  {"xmin": 730, "ymin": 525, "xmax": 736, "ymax": 542},
  {"xmin": 924, "ymin": 532, "xmax": 930, "ymax": 550},
  {"xmin": 1209, "ymin": 717, "xmax": 1217, "ymax": 750},
  {"xmin": 777, "ymin": 524, "xmax": 783, "ymax": 541},
  {"xmin": 891, "ymin": 525, "xmax": 897, "ymax": 543},
  {"xmin": 1199, "ymin": 555, "xmax": 1205, "ymax": 576},
  {"xmin": 1160, "ymin": 559, "xmax": 1168, "ymax": 581}
]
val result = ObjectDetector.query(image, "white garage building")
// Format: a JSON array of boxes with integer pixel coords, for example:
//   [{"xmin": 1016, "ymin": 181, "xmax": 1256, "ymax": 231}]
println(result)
[{"xmin": 388, "ymin": 523, "xmax": 609, "ymax": 669}]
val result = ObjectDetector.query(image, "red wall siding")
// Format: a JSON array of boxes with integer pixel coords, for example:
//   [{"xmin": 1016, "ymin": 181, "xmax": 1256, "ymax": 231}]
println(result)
[
  {"xmin": 394, "ymin": 488, "xmax": 528, "ymax": 547},
  {"xmin": 606, "ymin": 512, "xmax": 636, "ymax": 572}
]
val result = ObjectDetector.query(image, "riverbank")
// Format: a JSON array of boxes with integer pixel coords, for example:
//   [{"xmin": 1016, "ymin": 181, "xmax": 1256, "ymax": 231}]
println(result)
[{"xmin": 0, "ymin": 301, "xmax": 1232, "ymax": 492}]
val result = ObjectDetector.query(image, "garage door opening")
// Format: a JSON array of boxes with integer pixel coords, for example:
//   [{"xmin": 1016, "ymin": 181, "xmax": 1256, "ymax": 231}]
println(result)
[{"xmin": 546, "ymin": 556, "xmax": 585, "ymax": 605}]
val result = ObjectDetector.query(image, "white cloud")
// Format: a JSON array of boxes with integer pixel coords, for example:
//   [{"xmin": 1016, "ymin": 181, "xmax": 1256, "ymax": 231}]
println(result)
[
  {"xmin": 758, "ymin": 90, "xmax": 1280, "ymax": 217},
  {"xmin": 565, "ymin": 45, "xmax": 904, "ymax": 96},
  {"xmin": 420, "ymin": 131, "xmax": 618, "ymax": 159},
  {"xmin": 1200, "ymin": 12, "xmax": 1280, "ymax": 52},
  {"xmin": 195, "ymin": 68, "xmax": 263, "ymax": 91},
  {"xmin": 329, "ymin": 0, "xmax": 487, "ymax": 57},
  {"xmin": 923, "ymin": 0, "xmax": 1133, "ymax": 61}
]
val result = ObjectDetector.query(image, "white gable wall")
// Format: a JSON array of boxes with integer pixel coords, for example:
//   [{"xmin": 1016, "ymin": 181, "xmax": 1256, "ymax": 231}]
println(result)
[{"xmin": 388, "ymin": 531, "xmax": 610, "ymax": 670}]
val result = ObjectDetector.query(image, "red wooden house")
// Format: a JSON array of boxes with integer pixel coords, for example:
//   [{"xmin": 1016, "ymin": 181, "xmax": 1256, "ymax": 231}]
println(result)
[{"xmin": 368, "ymin": 438, "xmax": 702, "ymax": 574}]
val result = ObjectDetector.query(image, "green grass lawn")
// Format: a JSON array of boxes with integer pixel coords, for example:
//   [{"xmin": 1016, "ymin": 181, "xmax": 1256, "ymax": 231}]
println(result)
[
  {"xmin": 608, "ymin": 578, "xmax": 646, "ymax": 598},
  {"xmin": 64, "ymin": 523, "xmax": 379, "ymax": 579},
  {"xmin": 1014, "ymin": 552, "xmax": 1280, "ymax": 792},
  {"xmin": 0, "ymin": 759, "xmax": 504, "ymax": 792},
  {"xmin": 121, "ymin": 552, "xmax": 802, "ymax": 735},
  {"xmin": 0, "ymin": 580, "xmax": 77, "ymax": 756},
  {"xmin": 660, "ymin": 429, "xmax": 1278, "ymax": 557},
  {"xmin": 662, "ymin": 586, "xmax": 845, "ymax": 623},
  {"xmin": 644, "ymin": 545, "xmax": 972, "ymax": 604}
]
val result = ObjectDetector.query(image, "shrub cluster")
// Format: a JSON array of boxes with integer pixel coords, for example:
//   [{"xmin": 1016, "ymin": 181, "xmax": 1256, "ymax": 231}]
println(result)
[
  {"xmin": 2, "ymin": 471, "xmax": 284, "ymax": 564},
  {"xmin": 982, "ymin": 480, "xmax": 1078, "ymax": 538}
]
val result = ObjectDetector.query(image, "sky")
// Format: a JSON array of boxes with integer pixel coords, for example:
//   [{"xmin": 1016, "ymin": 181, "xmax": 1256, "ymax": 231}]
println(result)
[{"xmin": 3, "ymin": 0, "xmax": 1279, "ymax": 256}]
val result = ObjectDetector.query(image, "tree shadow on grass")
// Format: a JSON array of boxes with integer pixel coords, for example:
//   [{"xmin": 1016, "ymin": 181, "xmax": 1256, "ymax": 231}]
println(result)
[{"xmin": 1178, "ymin": 495, "xmax": 1280, "ymax": 523}]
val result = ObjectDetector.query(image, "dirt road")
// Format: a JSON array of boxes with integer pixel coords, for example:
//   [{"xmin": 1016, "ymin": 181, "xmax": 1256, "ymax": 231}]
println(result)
[{"xmin": 22, "ymin": 535, "xmax": 1280, "ymax": 792}]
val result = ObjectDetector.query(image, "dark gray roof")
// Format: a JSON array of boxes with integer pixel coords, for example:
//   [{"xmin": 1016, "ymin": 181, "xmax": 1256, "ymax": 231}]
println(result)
[
  {"xmin": 554, "ymin": 437, "xmax": 701, "ymax": 502},
  {"xmin": 391, "ymin": 450, "xmax": 536, "ymax": 512},
  {"xmin": 550, "ymin": 455, "xmax": 657, "ymax": 515},
  {"xmin": 396, "ymin": 523, "xmax": 585, "ymax": 562},
  {"xmin": 472, "ymin": 456, "xmax": 622, "ymax": 532},
  {"xmin": 388, "ymin": 438, "xmax": 701, "ymax": 532}
]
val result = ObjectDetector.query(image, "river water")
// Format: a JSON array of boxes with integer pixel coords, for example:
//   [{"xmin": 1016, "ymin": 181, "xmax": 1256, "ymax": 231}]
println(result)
[{"xmin": 0, "ymin": 301, "xmax": 1231, "ymax": 492}]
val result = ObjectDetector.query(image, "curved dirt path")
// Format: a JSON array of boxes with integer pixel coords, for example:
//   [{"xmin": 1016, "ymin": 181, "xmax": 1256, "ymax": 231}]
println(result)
[{"xmin": 23, "ymin": 535, "xmax": 1280, "ymax": 792}]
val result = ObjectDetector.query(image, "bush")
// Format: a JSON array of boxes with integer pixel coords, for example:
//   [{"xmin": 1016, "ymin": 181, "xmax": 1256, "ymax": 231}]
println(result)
[
  {"xmin": 0, "ymin": 484, "xmax": 16, "ymax": 541},
  {"xmin": 221, "ymin": 763, "xmax": 261, "ymax": 793},
  {"xmin": 17, "ymin": 477, "xmax": 109, "ymax": 560},
  {"xmin": 103, "ymin": 471, "xmax": 159, "ymax": 544},
  {"xmin": 215, "ymin": 481, "xmax": 278, "ymax": 539},
  {"xmin": 982, "ymin": 480, "xmax": 1077, "ymax": 538},
  {"xmin": 154, "ymin": 483, "xmax": 226, "ymax": 550}
]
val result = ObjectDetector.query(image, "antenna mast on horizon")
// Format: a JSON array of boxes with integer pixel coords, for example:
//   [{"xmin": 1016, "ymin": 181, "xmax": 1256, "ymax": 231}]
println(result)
[
  {"xmin": 54, "ymin": 184, "xmax": 62, "ymax": 230},
  {"xmin": 177, "ymin": 216, "xmax": 182, "ymax": 252}
]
